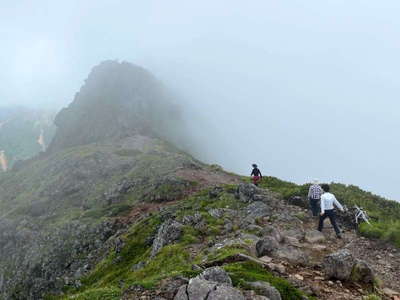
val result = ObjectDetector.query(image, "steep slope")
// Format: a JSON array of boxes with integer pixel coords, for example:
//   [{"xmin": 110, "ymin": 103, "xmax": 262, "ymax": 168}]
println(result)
[
  {"xmin": 1, "ymin": 60, "xmax": 399, "ymax": 300},
  {"xmin": 0, "ymin": 61, "xmax": 238, "ymax": 299},
  {"xmin": 45, "ymin": 184, "xmax": 400, "ymax": 300},
  {"xmin": 47, "ymin": 60, "xmax": 179, "ymax": 153}
]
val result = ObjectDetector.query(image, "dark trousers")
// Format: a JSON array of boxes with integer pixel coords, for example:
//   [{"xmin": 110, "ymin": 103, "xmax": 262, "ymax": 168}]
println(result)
[
  {"xmin": 309, "ymin": 198, "xmax": 320, "ymax": 216},
  {"xmin": 318, "ymin": 209, "xmax": 341, "ymax": 236}
]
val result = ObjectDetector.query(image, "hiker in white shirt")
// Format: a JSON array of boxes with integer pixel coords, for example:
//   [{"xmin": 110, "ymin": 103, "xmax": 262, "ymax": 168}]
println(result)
[{"xmin": 318, "ymin": 184, "xmax": 344, "ymax": 239}]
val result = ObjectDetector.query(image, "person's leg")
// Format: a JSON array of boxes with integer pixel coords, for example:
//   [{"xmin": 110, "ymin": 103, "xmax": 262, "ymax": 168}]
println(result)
[
  {"xmin": 327, "ymin": 210, "xmax": 341, "ymax": 237},
  {"xmin": 311, "ymin": 199, "xmax": 319, "ymax": 216},
  {"xmin": 309, "ymin": 198, "xmax": 315, "ymax": 216},
  {"xmin": 318, "ymin": 213, "xmax": 327, "ymax": 231}
]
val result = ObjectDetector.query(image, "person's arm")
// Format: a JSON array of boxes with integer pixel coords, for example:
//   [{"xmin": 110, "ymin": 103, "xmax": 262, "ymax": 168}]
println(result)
[
  {"xmin": 333, "ymin": 196, "xmax": 344, "ymax": 212},
  {"xmin": 320, "ymin": 196, "xmax": 325, "ymax": 215},
  {"xmin": 259, "ymin": 170, "xmax": 263, "ymax": 178},
  {"xmin": 308, "ymin": 186, "xmax": 312, "ymax": 198}
]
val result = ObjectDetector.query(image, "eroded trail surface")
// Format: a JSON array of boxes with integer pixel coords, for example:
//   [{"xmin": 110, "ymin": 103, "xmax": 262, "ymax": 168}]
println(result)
[{"xmin": 118, "ymin": 183, "xmax": 399, "ymax": 300}]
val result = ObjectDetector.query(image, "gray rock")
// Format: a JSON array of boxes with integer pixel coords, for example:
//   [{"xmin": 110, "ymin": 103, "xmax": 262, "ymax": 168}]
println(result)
[
  {"xmin": 208, "ymin": 285, "xmax": 245, "ymax": 300},
  {"xmin": 151, "ymin": 219, "xmax": 183, "ymax": 257},
  {"xmin": 256, "ymin": 237, "xmax": 279, "ymax": 257},
  {"xmin": 237, "ymin": 183, "xmax": 262, "ymax": 202},
  {"xmin": 187, "ymin": 278, "xmax": 217, "ymax": 299},
  {"xmin": 247, "ymin": 281, "xmax": 281, "ymax": 300},
  {"xmin": 304, "ymin": 230, "xmax": 325, "ymax": 243},
  {"xmin": 174, "ymin": 285, "xmax": 189, "ymax": 300},
  {"xmin": 261, "ymin": 226, "xmax": 283, "ymax": 243},
  {"xmin": 323, "ymin": 249, "xmax": 354, "ymax": 281},
  {"xmin": 209, "ymin": 208, "xmax": 224, "ymax": 218},
  {"xmin": 246, "ymin": 202, "xmax": 271, "ymax": 219},
  {"xmin": 198, "ymin": 267, "xmax": 232, "ymax": 286},
  {"xmin": 350, "ymin": 259, "xmax": 375, "ymax": 284},
  {"xmin": 182, "ymin": 213, "xmax": 202, "ymax": 226},
  {"xmin": 274, "ymin": 246, "xmax": 308, "ymax": 265},
  {"xmin": 281, "ymin": 229, "xmax": 305, "ymax": 241}
]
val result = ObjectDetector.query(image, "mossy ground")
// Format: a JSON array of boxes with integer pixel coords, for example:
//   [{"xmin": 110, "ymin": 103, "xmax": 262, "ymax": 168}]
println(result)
[{"xmin": 49, "ymin": 186, "xmax": 312, "ymax": 299}]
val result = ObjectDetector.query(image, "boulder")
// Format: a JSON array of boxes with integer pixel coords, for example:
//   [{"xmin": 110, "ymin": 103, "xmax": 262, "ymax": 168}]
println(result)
[
  {"xmin": 281, "ymin": 229, "xmax": 305, "ymax": 241},
  {"xmin": 197, "ymin": 267, "xmax": 232, "ymax": 286},
  {"xmin": 247, "ymin": 281, "xmax": 282, "ymax": 300},
  {"xmin": 350, "ymin": 259, "xmax": 375, "ymax": 284},
  {"xmin": 187, "ymin": 278, "xmax": 217, "ymax": 299},
  {"xmin": 237, "ymin": 183, "xmax": 262, "ymax": 202},
  {"xmin": 304, "ymin": 230, "xmax": 325, "ymax": 244},
  {"xmin": 151, "ymin": 219, "xmax": 183, "ymax": 257},
  {"xmin": 246, "ymin": 202, "xmax": 270, "ymax": 219},
  {"xmin": 261, "ymin": 226, "xmax": 283, "ymax": 243},
  {"xmin": 256, "ymin": 237, "xmax": 279, "ymax": 257},
  {"xmin": 182, "ymin": 213, "xmax": 202, "ymax": 226},
  {"xmin": 208, "ymin": 285, "xmax": 245, "ymax": 300},
  {"xmin": 323, "ymin": 249, "xmax": 354, "ymax": 281},
  {"xmin": 209, "ymin": 209, "xmax": 224, "ymax": 218},
  {"xmin": 274, "ymin": 246, "xmax": 308, "ymax": 266},
  {"xmin": 174, "ymin": 285, "xmax": 189, "ymax": 300}
]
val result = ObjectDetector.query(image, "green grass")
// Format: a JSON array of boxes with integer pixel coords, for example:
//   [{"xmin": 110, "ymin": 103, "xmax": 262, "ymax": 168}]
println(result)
[
  {"xmin": 259, "ymin": 176, "xmax": 400, "ymax": 248},
  {"xmin": 224, "ymin": 261, "xmax": 313, "ymax": 300},
  {"xmin": 48, "ymin": 187, "xmax": 315, "ymax": 300},
  {"xmin": 359, "ymin": 220, "xmax": 400, "ymax": 248}
]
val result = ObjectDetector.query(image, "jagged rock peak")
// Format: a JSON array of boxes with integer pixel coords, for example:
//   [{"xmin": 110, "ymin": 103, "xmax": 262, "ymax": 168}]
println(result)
[{"xmin": 48, "ymin": 60, "xmax": 179, "ymax": 152}]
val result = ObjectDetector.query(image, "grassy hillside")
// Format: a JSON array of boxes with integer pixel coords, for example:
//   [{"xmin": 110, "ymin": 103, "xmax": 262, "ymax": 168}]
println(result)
[
  {"xmin": 259, "ymin": 176, "xmax": 400, "ymax": 247},
  {"xmin": 45, "ymin": 186, "xmax": 312, "ymax": 300}
]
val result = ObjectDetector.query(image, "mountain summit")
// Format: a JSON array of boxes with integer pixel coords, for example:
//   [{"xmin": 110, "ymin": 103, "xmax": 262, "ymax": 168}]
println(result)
[{"xmin": 48, "ymin": 60, "xmax": 178, "ymax": 152}]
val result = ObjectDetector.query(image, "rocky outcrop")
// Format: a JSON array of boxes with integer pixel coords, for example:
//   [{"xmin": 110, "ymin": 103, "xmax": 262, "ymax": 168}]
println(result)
[
  {"xmin": 174, "ymin": 268, "xmax": 247, "ymax": 300},
  {"xmin": 304, "ymin": 230, "xmax": 326, "ymax": 243},
  {"xmin": 151, "ymin": 219, "xmax": 183, "ymax": 257},
  {"xmin": 323, "ymin": 249, "xmax": 375, "ymax": 284},
  {"xmin": 48, "ymin": 61, "xmax": 179, "ymax": 153},
  {"xmin": 197, "ymin": 267, "xmax": 233, "ymax": 286},
  {"xmin": 246, "ymin": 281, "xmax": 282, "ymax": 300},
  {"xmin": 256, "ymin": 237, "xmax": 280, "ymax": 257}
]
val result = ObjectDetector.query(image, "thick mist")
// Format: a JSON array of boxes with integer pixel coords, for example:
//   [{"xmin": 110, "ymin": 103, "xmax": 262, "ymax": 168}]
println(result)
[{"xmin": 1, "ymin": 0, "xmax": 399, "ymax": 200}]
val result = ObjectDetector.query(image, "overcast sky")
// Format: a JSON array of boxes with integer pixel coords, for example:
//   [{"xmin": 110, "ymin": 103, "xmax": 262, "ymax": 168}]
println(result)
[{"xmin": 1, "ymin": 0, "xmax": 399, "ymax": 200}]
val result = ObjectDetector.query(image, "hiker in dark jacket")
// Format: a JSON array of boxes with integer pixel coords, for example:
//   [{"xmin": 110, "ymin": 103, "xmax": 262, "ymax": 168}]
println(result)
[
  {"xmin": 308, "ymin": 179, "xmax": 323, "ymax": 217},
  {"xmin": 251, "ymin": 164, "xmax": 262, "ymax": 186},
  {"xmin": 318, "ymin": 184, "xmax": 344, "ymax": 239}
]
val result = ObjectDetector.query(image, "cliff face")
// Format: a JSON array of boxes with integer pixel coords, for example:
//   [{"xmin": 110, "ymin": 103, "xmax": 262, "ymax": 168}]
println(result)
[{"xmin": 48, "ymin": 60, "xmax": 179, "ymax": 153}]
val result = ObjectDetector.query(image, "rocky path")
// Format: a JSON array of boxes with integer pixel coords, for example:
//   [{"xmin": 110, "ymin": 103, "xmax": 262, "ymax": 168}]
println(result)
[{"xmin": 119, "ymin": 183, "xmax": 400, "ymax": 300}]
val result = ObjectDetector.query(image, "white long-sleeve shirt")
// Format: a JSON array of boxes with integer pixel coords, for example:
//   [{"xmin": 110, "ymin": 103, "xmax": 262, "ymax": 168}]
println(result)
[{"xmin": 320, "ymin": 192, "xmax": 344, "ymax": 212}]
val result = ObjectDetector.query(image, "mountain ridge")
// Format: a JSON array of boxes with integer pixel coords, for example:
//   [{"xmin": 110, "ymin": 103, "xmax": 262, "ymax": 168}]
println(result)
[{"xmin": 0, "ymin": 61, "xmax": 399, "ymax": 300}]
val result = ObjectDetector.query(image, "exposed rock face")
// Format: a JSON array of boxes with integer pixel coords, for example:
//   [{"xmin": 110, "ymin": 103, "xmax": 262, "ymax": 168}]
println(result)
[
  {"xmin": 48, "ymin": 61, "xmax": 179, "ymax": 153},
  {"xmin": 197, "ymin": 267, "xmax": 232, "ymax": 286},
  {"xmin": 207, "ymin": 285, "xmax": 245, "ymax": 300},
  {"xmin": 151, "ymin": 219, "xmax": 183, "ymax": 257},
  {"xmin": 246, "ymin": 281, "xmax": 282, "ymax": 300},
  {"xmin": 350, "ymin": 259, "xmax": 375, "ymax": 284},
  {"xmin": 175, "ymin": 268, "xmax": 245, "ymax": 300},
  {"xmin": 256, "ymin": 237, "xmax": 280, "ymax": 257},
  {"xmin": 304, "ymin": 230, "xmax": 326, "ymax": 243},
  {"xmin": 323, "ymin": 250, "xmax": 375, "ymax": 284},
  {"xmin": 246, "ymin": 201, "xmax": 271, "ymax": 219},
  {"xmin": 323, "ymin": 249, "xmax": 355, "ymax": 281}
]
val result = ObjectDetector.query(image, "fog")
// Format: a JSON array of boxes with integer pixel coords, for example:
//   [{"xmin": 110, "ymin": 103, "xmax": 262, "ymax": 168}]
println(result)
[{"xmin": 1, "ymin": 1, "xmax": 399, "ymax": 200}]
